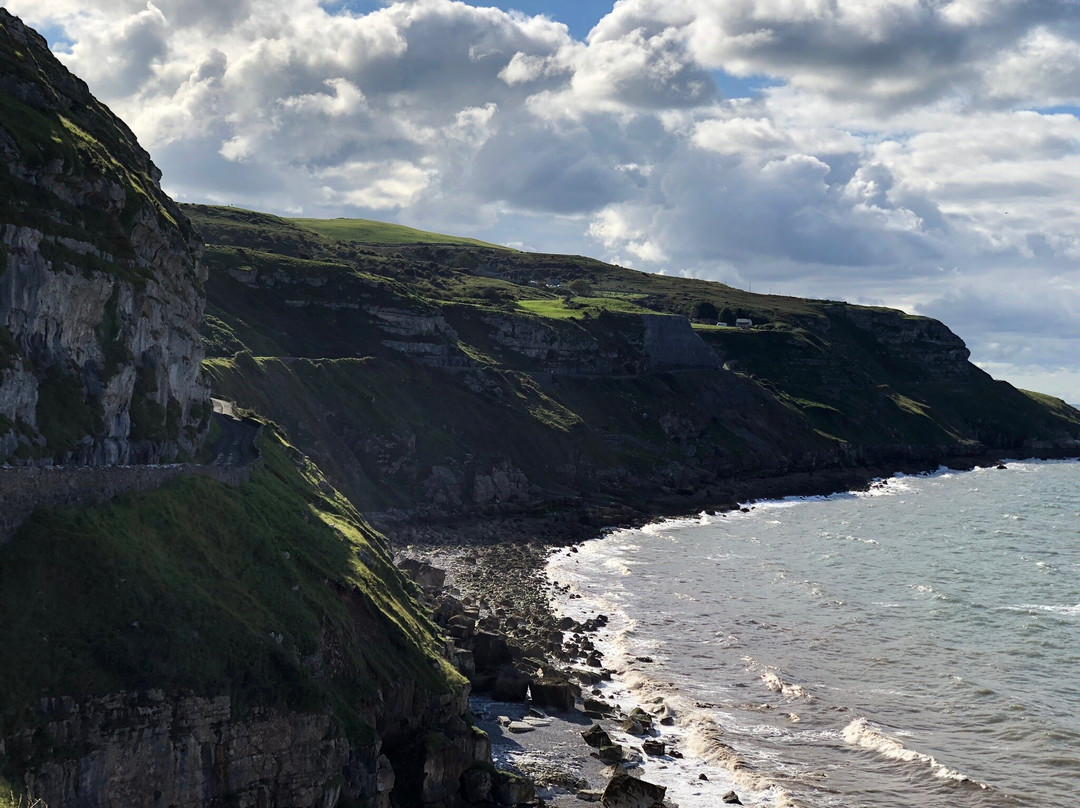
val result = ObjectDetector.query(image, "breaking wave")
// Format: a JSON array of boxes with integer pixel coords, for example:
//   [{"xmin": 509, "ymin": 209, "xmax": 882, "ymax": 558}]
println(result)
[{"xmin": 842, "ymin": 718, "xmax": 990, "ymax": 788}]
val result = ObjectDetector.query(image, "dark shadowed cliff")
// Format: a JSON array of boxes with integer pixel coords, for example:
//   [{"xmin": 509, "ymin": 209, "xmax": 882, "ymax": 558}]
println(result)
[{"xmin": 0, "ymin": 12, "xmax": 505, "ymax": 808}]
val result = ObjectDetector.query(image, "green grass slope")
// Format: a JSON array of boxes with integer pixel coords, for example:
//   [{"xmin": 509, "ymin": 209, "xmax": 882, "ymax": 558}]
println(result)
[
  {"xmin": 290, "ymin": 217, "xmax": 509, "ymax": 249},
  {"xmin": 0, "ymin": 428, "xmax": 461, "ymax": 760}
]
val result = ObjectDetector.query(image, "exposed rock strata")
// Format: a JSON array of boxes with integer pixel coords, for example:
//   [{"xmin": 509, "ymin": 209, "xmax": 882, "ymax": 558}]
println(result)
[
  {"xmin": 6, "ymin": 683, "xmax": 499, "ymax": 808},
  {"xmin": 0, "ymin": 10, "xmax": 209, "ymax": 465}
]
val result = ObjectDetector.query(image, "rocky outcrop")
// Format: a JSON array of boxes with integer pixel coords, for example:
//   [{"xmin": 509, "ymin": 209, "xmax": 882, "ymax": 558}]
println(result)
[
  {"xmin": 422, "ymin": 458, "xmax": 533, "ymax": 510},
  {"xmin": 5, "ymin": 684, "xmax": 498, "ymax": 808},
  {"xmin": 0, "ymin": 10, "xmax": 209, "ymax": 465},
  {"xmin": 481, "ymin": 313, "xmax": 635, "ymax": 375},
  {"xmin": 834, "ymin": 305, "xmax": 972, "ymax": 379},
  {"xmin": 10, "ymin": 692, "xmax": 351, "ymax": 808}
]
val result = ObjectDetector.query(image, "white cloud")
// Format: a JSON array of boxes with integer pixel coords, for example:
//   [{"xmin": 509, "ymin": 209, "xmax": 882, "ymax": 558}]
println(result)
[{"xmin": 6, "ymin": 0, "xmax": 1080, "ymax": 401}]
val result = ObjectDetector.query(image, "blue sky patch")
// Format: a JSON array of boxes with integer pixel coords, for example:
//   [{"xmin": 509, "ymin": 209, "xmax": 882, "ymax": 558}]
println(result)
[
  {"xmin": 711, "ymin": 70, "xmax": 784, "ymax": 101},
  {"xmin": 38, "ymin": 23, "xmax": 72, "ymax": 52},
  {"xmin": 1029, "ymin": 105, "xmax": 1080, "ymax": 118}
]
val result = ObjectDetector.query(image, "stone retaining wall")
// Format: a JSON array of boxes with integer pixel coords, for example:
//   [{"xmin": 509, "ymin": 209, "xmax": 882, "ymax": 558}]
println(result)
[{"xmin": 0, "ymin": 463, "xmax": 251, "ymax": 544}]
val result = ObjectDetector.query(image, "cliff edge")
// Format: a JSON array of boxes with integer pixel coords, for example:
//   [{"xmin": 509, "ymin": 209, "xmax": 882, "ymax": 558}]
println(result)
[{"xmin": 0, "ymin": 10, "xmax": 209, "ymax": 466}]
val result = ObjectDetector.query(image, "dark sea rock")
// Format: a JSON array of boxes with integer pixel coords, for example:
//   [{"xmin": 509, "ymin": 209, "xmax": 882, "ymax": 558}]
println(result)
[{"xmin": 601, "ymin": 773, "xmax": 667, "ymax": 808}]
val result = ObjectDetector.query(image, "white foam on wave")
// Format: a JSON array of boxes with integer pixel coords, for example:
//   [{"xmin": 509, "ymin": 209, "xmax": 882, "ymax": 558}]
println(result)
[
  {"xmin": 841, "ymin": 718, "xmax": 990, "ymax": 788},
  {"xmin": 856, "ymin": 476, "xmax": 916, "ymax": 498},
  {"xmin": 739, "ymin": 654, "xmax": 814, "ymax": 701},
  {"xmin": 759, "ymin": 670, "xmax": 814, "ymax": 701},
  {"xmin": 548, "ymin": 551, "xmax": 802, "ymax": 807},
  {"xmin": 838, "ymin": 533, "xmax": 878, "ymax": 544},
  {"xmin": 1007, "ymin": 603, "xmax": 1080, "ymax": 617},
  {"xmin": 600, "ymin": 672, "xmax": 805, "ymax": 808}
]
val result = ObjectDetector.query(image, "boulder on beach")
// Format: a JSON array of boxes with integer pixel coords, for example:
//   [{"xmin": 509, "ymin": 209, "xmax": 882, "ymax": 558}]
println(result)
[
  {"xmin": 493, "ymin": 665, "xmax": 531, "ymax": 702},
  {"xmin": 471, "ymin": 631, "xmax": 514, "ymax": 672},
  {"xmin": 398, "ymin": 557, "xmax": 447, "ymax": 590},
  {"xmin": 597, "ymin": 744, "xmax": 625, "ymax": 764},
  {"xmin": 530, "ymin": 676, "xmax": 578, "ymax": 712},
  {"xmin": 641, "ymin": 739, "xmax": 665, "ymax": 756},
  {"xmin": 448, "ymin": 614, "xmax": 476, "ymax": 639},
  {"xmin": 582, "ymin": 725, "xmax": 612, "ymax": 748},
  {"xmin": 583, "ymin": 697, "xmax": 613, "ymax": 717},
  {"xmin": 628, "ymin": 707, "xmax": 654, "ymax": 729},
  {"xmin": 601, "ymin": 773, "xmax": 667, "ymax": 808},
  {"xmin": 723, "ymin": 790, "xmax": 744, "ymax": 804},
  {"xmin": 493, "ymin": 770, "xmax": 536, "ymax": 806}
]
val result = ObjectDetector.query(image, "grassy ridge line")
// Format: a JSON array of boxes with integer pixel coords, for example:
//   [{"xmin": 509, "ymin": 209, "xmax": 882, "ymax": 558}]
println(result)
[
  {"xmin": 0, "ymin": 428, "xmax": 462, "ymax": 765},
  {"xmin": 290, "ymin": 217, "xmax": 510, "ymax": 249},
  {"xmin": 182, "ymin": 204, "xmax": 827, "ymax": 328}
]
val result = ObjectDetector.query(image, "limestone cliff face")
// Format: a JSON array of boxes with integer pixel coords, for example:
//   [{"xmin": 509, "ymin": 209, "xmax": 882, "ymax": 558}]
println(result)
[
  {"xmin": 837, "ymin": 305, "xmax": 972, "ymax": 379},
  {"xmin": 7, "ymin": 685, "xmax": 489, "ymax": 808},
  {"xmin": 0, "ymin": 10, "xmax": 208, "ymax": 465}
]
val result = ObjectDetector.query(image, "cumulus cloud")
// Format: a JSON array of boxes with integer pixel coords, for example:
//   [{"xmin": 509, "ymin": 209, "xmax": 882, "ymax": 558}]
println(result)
[{"xmin": 7, "ymin": 0, "xmax": 1080, "ymax": 401}]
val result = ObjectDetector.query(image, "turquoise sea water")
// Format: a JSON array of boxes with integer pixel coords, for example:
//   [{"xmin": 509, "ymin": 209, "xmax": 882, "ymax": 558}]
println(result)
[{"xmin": 547, "ymin": 460, "xmax": 1080, "ymax": 808}]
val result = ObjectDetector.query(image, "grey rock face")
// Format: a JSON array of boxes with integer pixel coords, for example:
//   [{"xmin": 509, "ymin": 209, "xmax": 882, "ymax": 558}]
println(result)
[
  {"xmin": 841, "ymin": 306, "xmax": 972, "ymax": 378},
  {"xmin": 0, "ymin": 9, "xmax": 209, "ymax": 465},
  {"xmin": 6, "ymin": 682, "xmax": 494, "ymax": 808},
  {"xmin": 12, "ymin": 691, "xmax": 352, "ymax": 808}
]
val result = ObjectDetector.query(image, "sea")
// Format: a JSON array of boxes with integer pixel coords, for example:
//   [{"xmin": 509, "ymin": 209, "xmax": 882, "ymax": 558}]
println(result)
[{"xmin": 546, "ymin": 459, "xmax": 1080, "ymax": 808}]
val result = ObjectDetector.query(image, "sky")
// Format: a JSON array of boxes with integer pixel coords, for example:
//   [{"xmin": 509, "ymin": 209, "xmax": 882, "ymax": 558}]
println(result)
[{"xmin": 10, "ymin": 0, "xmax": 1080, "ymax": 404}]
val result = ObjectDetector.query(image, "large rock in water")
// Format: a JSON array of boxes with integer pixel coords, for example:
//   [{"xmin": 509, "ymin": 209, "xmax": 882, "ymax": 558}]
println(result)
[
  {"xmin": 0, "ymin": 10, "xmax": 209, "ymax": 465},
  {"xmin": 602, "ymin": 773, "xmax": 667, "ymax": 808}
]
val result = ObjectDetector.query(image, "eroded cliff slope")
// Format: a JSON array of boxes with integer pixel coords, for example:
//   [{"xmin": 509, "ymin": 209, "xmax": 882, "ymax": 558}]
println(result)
[
  {"xmin": 0, "ymin": 10, "xmax": 209, "ymax": 465},
  {"xmin": 188, "ymin": 205, "xmax": 1080, "ymax": 522}
]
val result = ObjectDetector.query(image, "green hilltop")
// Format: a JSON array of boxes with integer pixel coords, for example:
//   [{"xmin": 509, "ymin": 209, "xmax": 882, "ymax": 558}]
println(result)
[{"xmin": 289, "ymin": 216, "xmax": 510, "ymax": 249}]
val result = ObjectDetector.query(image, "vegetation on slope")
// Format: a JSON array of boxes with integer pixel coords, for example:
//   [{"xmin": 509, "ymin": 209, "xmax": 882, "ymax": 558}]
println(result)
[
  {"xmin": 0, "ymin": 12, "xmax": 197, "ymax": 283},
  {"xmin": 0, "ymin": 428, "xmax": 461, "ymax": 757},
  {"xmin": 290, "ymin": 216, "xmax": 509, "ymax": 249},
  {"xmin": 186, "ymin": 203, "xmax": 1080, "ymax": 519}
]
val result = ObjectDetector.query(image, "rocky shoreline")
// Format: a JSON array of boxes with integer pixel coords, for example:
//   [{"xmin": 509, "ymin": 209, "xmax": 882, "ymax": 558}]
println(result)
[{"xmin": 384, "ymin": 453, "xmax": 1048, "ymax": 807}]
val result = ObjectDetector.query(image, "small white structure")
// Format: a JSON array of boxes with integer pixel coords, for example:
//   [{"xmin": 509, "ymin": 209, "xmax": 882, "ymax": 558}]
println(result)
[{"xmin": 736, "ymin": 317, "xmax": 753, "ymax": 329}]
